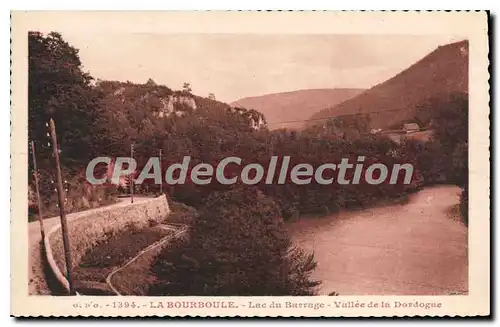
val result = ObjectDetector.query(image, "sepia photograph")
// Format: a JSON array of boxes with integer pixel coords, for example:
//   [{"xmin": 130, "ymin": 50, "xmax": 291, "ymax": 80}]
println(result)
[{"xmin": 11, "ymin": 11, "xmax": 489, "ymax": 317}]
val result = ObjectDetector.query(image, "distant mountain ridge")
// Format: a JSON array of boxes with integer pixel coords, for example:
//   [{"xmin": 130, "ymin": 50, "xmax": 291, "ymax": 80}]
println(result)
[
  {"xmin": 232, "ymin": 88, "xmax": 365, "ymax": 129},
  {"xmin": 308, "ymin": 40, "xmax": 469, "ymax": 129}
]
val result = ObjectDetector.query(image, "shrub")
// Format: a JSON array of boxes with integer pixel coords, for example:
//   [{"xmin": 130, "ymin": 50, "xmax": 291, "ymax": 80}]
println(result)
[
  {"xmin": 78, "ymin": 227, "xmax": 170, "ymax": 269},
  {"xmin": 165, "ymin": 201, "xmax": 198, "ymax": 225},
  {"xmin": 149, "ymin": 188, "xmax": 321, "ymax": 296},
  {"xmin": 459, "ymin": 187, "xmax": 468, "ymax": 226}
]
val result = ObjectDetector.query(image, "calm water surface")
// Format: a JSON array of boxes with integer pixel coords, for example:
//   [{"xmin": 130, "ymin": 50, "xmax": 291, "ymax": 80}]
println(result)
[{"xmin": 287, "ymin": 185, "xmax": 468, "ymax": 295}]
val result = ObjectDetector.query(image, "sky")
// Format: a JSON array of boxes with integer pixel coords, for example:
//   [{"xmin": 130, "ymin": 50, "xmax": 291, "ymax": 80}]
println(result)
[{"xmin": 52, "ymin": 33, "xmax": 459, "ymax": 103}]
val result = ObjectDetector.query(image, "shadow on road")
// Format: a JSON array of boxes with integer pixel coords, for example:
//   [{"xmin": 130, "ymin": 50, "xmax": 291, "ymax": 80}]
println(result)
[{"xmin": 40, "ymin": 241, "xmax": 69, "ymax": 296}]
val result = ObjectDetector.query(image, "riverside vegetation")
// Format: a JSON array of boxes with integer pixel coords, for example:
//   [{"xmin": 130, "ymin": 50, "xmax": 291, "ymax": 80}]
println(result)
[{"xmin": 29, "ymin": 32, "xmax": 468, "ymax": 295}]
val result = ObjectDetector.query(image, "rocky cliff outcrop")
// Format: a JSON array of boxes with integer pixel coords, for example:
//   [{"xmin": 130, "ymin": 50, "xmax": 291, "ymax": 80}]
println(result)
[{"xmin": 155, "ymin": 94, "xmax": 197, "ymax": 118}]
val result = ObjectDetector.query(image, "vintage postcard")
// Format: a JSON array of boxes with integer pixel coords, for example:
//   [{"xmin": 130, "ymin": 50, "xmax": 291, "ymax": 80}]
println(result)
[{"xmin": 11, "ymin": 11, "xmax": 489, "ymax": 317}]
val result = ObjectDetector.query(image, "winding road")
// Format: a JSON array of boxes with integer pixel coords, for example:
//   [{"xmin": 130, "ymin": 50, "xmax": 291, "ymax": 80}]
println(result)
[
  {"xmin": 28, "ymin": 196, "xmax": 150, "ymax": 295},
  {"xmin": 288, "ymin": 185, "xmax": 468, "ymax": 295}
]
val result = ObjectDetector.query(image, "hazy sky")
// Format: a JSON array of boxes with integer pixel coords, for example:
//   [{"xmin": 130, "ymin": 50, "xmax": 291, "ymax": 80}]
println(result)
[{"xmin": 55, "ymin": 33, "xmax": 459, "ymax": 103}]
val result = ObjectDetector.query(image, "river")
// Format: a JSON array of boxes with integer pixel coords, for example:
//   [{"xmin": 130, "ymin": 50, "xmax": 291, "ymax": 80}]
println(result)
[{"xmin": 288, "ymin": 185, "xmax": 468, "ymax": 295}]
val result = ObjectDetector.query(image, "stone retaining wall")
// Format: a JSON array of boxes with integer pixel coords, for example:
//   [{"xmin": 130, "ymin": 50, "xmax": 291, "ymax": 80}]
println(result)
[{"xmin": 44, "ymin": 195, "xmax": 170, "ymax": 293}]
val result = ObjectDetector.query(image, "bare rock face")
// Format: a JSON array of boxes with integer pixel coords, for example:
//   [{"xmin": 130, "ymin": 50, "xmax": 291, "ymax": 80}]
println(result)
[
  {"xmin": 159, "ymin": 97, "xmax": 175, "ymax": 117},
  {"xmin": 177, "ymin": 96, "xmax": 197, "ymax": 110},
  {"xmin": 251, "ymin": 116, "xmax": 266, "ymax": 130},
  {"xmin": 156, "ymin": 94, "xmax": 197, "ymax": 118}
]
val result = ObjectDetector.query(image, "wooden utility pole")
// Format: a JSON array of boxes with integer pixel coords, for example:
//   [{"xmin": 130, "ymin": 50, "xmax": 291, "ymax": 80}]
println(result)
[
  {"xmin": 30, "ymin": 141, "xmax": 45, "ymax": 240},
  {"xmin": 130, "ymin": 143, "xmax": 134, "ymax": 203},
  {"xmin": 159, "ymin": 148, "xmax": 163, "ymax": 194},
  {"xmin": 49, "ymin": 119, "xmax": 75, "ymax": 295}
]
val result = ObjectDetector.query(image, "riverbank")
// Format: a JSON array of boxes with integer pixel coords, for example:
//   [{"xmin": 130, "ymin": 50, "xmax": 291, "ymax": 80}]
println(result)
[{"xmin": 287, "ymin": 185, "xmax": 468, "ymax": 295}]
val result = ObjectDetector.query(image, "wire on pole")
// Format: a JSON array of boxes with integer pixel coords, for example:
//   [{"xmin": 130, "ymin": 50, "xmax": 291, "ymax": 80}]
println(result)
[
  {"xmin": 130, "ymin": 143, "xmax": 134, "ymax": 203},
  {"xmin": 30, "ymin": 141, "xmax": 46, "ymax": 240}
]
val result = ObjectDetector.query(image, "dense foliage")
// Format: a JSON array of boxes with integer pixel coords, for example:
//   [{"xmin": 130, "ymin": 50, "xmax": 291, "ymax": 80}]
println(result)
[
  {"xmin": 28, "ymin": 32, "xmax": 469, "ymax": 222},
  {"xmin": 402, "ymin": 92, "xmax": 468, "ymax": 223},
  {"xmin": 29, "ymin": 32, "xmax": 103, "ymax": 167},
  {"xmin": 28, "ymin": 32, "xmax": 116, "ymax": 217},
  {"xmin": 28, "ymin": 31, "xmax": 469, "ymax": 295},
  {"xmin": 149, "ymin": 188, "xmax": 320, "ymax": 295}
]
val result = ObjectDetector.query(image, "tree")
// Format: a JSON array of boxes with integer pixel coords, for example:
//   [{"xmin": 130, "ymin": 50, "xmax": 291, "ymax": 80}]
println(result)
[
  {"xmin": 428, "ymin": 92, "xmax": 468, "ymax": 185},
  {"xmin": 430, "ymin": 93, "xmax": 468, "ymax": 149},
  {"xmin": 28, "ymin": 31, "xmax": 102, "ymax": 169},
  {"xmin": 27, "ymin": 32, "xmax": 428, "ymax": 221},
  {"xmin": 149, "ymin": 188, "xmax": 320, "ymax": 295},
  {"xmin": 414, "ymin": 92, "xmax": 468, "ymax": 224},
  {"xmin": 182, "ymin": 82, "xmax": 192, "ymax": 94},
  {"xmin": 28, "ymin": 31, "xmax": 108, "ymax": 212},
  {"xmin": 208, "ymin": 93, "xmax": 216, "ymax": 100}
]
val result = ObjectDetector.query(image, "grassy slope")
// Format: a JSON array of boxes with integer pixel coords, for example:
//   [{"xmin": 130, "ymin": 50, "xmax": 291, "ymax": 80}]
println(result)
[{"xmin": 73, "ymin": 225, "xmax": 173, "ymax": 284}]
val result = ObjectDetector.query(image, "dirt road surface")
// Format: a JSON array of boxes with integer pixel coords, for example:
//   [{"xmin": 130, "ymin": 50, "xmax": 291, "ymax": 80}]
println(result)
[
  {"xmin": 28, "ymin": 196, "xmax": 150, "ymax": 295},
  {"xmin": 289, "ymin": 185, "xmax": 468, "ymax": 295}
]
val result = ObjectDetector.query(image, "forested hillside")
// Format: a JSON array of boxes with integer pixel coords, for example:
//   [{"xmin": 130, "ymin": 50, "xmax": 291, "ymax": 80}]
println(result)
[
  {"xmin": 309, "ymin": 40, "xmax": 468, "ymax": 130},
  {"xmin": 232, "ymin": 88, "xmax": 364, "ymax": 130},
  {"xmin": 29, "ymin": 32, "xmax": 468, "ymax": 221},
  {"xmin": 28, "ymin": 31, "xmax": 468, "ymax": 296}
]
